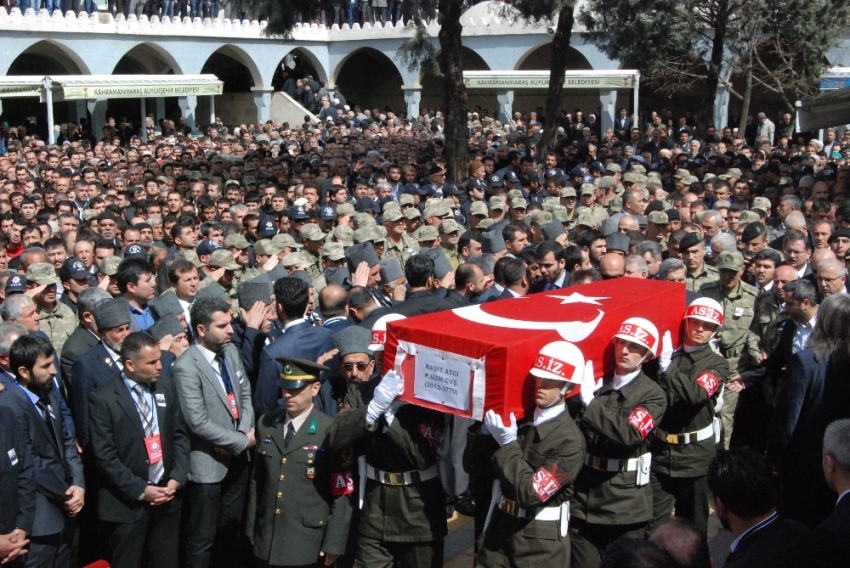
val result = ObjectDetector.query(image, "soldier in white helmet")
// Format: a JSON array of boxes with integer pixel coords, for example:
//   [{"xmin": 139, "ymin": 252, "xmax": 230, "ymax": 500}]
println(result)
[
  {"xmin": 569, "ymin": 317, "xmax": 668, "ymax": 568},
  {"xmin": 649, "ymin": 297, "xmax": 729, "ymax": 534},
  {"xmin": 464, "ymin": 341, "xmax": 587, "ymax": 567}
]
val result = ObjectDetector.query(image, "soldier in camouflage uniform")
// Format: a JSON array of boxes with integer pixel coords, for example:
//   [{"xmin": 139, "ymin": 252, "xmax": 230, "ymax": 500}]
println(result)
[
  {"xmin": 698, "ymin": 251, "xmax": 761, "ymax": 450},
  {"xmin": 299, "ymin": 223, "xmax": 327, "ymax": 293},
  {"xmin": 27, "ymin": 262, "xmax": 77, "ymax": 355}
]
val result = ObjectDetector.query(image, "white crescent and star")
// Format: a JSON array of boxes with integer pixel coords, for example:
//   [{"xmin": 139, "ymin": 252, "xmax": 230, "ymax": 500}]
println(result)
[{"xmin": 452, "ymin": 292, "xmax": 608, "ymax": 342}]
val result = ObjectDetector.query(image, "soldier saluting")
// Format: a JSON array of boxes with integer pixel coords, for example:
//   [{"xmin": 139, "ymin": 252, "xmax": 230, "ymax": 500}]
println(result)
[
  {"xmin": 569, "ymin": 318, "xmax": 668, "ymax": 568},
  {"xmin": 464, "ymin": 341, "xmax": 587, "ymax": 567},
  {"xmin": 649, "ymin": 298, "xmax": 729, "ymax": 534},
  {"xmin": 246, "ymin": 357, "xmax": 353, "ymax": 568}
]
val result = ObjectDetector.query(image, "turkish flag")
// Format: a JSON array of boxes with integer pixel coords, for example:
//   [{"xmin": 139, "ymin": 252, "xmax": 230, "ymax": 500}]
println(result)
[{"xmin": 385, "ymin": 279, "xmax": 685, "ymax": 420}]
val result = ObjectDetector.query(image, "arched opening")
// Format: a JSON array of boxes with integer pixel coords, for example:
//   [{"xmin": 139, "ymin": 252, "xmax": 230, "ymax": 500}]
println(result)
[
  {"xmin": 200, "ymin": 46, "xmax": 260, "ymax": 126},
  {"xmin": 335, "ymin": 48, "xmax": 404, "ymax": 113},
  {"xmin": 271, "ymin": 48, "xmax": 325, "ymax": 92},
  {"xmin": 108, "ymin": 43, "xmax": 183, "ymax": 133},
  {"xmin": 512, "ymin": 43, "xmax": 601, "ymax": 122},
  {"xmin": 420, "ymin": 47, "xmax": 492, "ymax": 117},
  {"xmin": 3, "ymin": 40, "xmax": 89, "ymax": 140}
]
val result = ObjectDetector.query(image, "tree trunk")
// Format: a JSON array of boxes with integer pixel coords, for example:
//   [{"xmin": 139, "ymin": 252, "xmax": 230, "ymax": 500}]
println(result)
[
  {"xmin": 437, "ymin": 0, "xmax": 469, "ymax": 185},
  {"xmin": 737, "ymin": 50, "xmax": 753, "ymax": 135},
  {"xmin": 538, "ymin": 2, "xmax": 575, "ymax": 153},
  {"xmin": 702, "ymin": 0, "xmax": 729, "ymax": 127}
]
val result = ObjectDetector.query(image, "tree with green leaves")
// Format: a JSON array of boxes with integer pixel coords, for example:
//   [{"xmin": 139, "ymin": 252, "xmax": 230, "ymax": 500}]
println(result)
[
  {"xmin": 501, "ymin": 0, "xmax": 576, "ymax": 153},
  {"xmin": 397, "ymin": 0, "xmax": 470, "ymax": 184},
  {"xmin": 579, "ymin": 0, "xmax": 850, "ymax": 130}
]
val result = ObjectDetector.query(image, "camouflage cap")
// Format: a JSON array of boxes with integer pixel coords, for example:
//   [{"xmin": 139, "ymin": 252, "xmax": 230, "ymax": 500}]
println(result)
[
  {"xmin": 322, "ymin": 242, "xmax": 346, "ymax": 261},
  {"xmin": 180, "ymin": 250, "xmax": 206, "ymax": 268},
  {"xmin": 253, "ymin": 239, "xmax": 282, "ymax": 257},
  {"xmin": 477, "ymin": 218, "xmax": 496, "ymax": 230},
  {"xmin": 353, "ymin": 227, "xmax": 377, "ymax": 243},
  {"xmin": 752, "ymin": 197, "xmax": 772, "ymax": 212},
  {"xmin": 510, "ymin": 197, "xmax": 528, "ymax": 210},
  {"xmin": 399, "ymin": 194, "xmax": 415, "ymax": 207},
  {"xmin": 333, "ymin": 225, "xmax": 354, "ymax": 246},
  {"xmin": 99, "ymin": 256, "xmax": 123, "ymax": 277},
  {"xmin": 647, "ymin": 211, "xmax": 669, "ymax": 225},
  {"xmin": 580, "ymin": 183, "xmax": 596, "ymax": 195},
  {"xmin": 272, "ymin": 233, "xmax": 302, "ymax": 250},
  {"xmin": 300, "ymin": 223, "xmax": 327, "ymax": 242},
  {"xmin": 576, "ymin": 212, "xmax": 597, "ymax": 228},
  {"xmin": 530, "ymin": 210, "xmax": 553, "ymax": 225},
  {"xmin": 353, "ymin": 212, "xmax": 377, "ymax": 229},
  {"xmin": 281, "ymin": 252, "xmax": 307, "ymax": 268},
  {"xmin": 26, "ymin": 262, "xmax": 60, "ymax": 286},
  {"xmin": 470, "ymin": 201, "xmax": 489, "ymax": 216},
  {"xmin": 223, "ymin": 233, "xmax": 250, "ymax": 250},
  {"xmin": 439, "ymin": 219, "xmax": 463, "ymax": 234},
  {"xmin": 739, "ymin": 210, "xmax": 762, "ymax": 225},
  {"xmin": 209, "ymin": 249, "xmax": 241, "ymax": 271},
  {"xmin": 717, "ymin": 250, "xmax": 744, "ymax": 271},
  {"xmin": 416, "ymin": 225, "xmax": 439, "ymax": 242},
  {"xmin": 383, "ymin": 208, "xmax": 404, "ymax": 223},
  {"xmin": 552, "ymin": 207, "xmax": 569, "ymax": 223},
  {"xmin": 561, "ymin": 186, "xmax": 577, "ymax": 198},
  {"xmin": 336, "ymin": 203, "xmax": 356, "ymax": 217},
  {"xmin": 488, "ymin": 196, "xmax": 507, "ymax": 210},
  {"xmin": 507, "ymin": 189, "xmax": 525, "ymax": 201}
]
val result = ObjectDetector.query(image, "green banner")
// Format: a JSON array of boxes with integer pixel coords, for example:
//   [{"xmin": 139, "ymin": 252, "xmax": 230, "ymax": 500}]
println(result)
[
  {"xmin": 463, "ymin": 74, "xmax": 635, "ymax": 89},
  {"xmin": 62, "ymin": 82, "xmax": 223, "ymax": 100}
]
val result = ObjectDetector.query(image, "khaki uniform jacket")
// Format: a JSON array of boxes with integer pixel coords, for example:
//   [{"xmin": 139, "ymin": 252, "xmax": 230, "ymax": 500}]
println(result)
[
  {"xmin": 700, "ymin": 281, "xmax": 761, "ymax": 372},
  {"xmin": 685, "ymin": 263, "xmax": 719, "ymax": 293},
  {"xmin": 751, "ymin": 290, "xmax": 782, "ymax": 349},
  {"xmin": 465, "ymin": 407, "xmax": 585, "ymax": 567},
  {"xmin": 326, "ymin": 377, "xmax": 447, "ymax": 543},
  {"xmin": 246, "ymin": 405, "xmax": 352, "ymax": 567},
  {"xmin": 299, "ymin": 248, "xmax": 325, "ymax": 292},
  {"xmin": 38, "ymin": 301, "xmax": 77, "ymax": 356},
  {"xmin": 382, "ymin": 234, "xmax": 419, "ymax": 269},
  {"xmin": 571, "ymin": 371, "xmax": 667, "ymax": 525},
  {"xmin": 650, "ymin": 345, "xmax": 728, "ymax": 477}
]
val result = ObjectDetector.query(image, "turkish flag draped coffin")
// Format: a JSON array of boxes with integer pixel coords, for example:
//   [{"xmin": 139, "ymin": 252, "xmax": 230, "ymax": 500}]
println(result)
[{"xmin": 384, "ymin": 279, "xmax": 685, "ymax": 421}]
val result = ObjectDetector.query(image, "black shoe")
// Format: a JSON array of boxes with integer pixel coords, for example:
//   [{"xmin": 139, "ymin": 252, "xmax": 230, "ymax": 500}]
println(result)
[{"xmin": 455, "ymin": 494, "xmax": 476, "ymax": 517}]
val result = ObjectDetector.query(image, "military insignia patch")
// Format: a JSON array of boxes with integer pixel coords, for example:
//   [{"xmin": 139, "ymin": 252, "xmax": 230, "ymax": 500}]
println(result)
[
  {"xmin": 308, "ymin": 420, "xmax": 317, "ymax": 434},
  {"xmin": 306, "ymin": 467, "xmax": 316, "ymax": 479}
]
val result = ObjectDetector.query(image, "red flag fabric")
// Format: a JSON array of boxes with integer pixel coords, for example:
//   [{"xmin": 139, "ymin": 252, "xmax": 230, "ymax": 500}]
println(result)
[{"xmin": 384, "ymin": 279, "xmax": 685, "ymax": 420}]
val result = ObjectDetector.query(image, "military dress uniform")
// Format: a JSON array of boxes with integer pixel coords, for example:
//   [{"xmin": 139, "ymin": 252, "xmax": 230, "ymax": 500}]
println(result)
[
  {"xmin": 246, "ymin": 358, "xmax": 353, "ymax": 568},
  {"xmin": 326, "ymin": 375, "xmax": 447, "ymax": 568},
  {"xmin": 570, "ymin": 371, "xmax": 667, "ymax": 568},
  {"xmin": 464, "ymin": 408, "xmax": 585, "ymax": 568},
  {"xmin": 699, "ymin": 280, "xmax": 760, "ymax": 448},
  {"xmin": 649, "ymin": 344, "xmax": 729, "ymax": 534}
]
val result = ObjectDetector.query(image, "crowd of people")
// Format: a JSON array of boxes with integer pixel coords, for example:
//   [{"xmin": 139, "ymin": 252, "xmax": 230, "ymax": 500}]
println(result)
[{"xmin": 0, "ymin": 98, "xmax": 849, "ymax": 568}]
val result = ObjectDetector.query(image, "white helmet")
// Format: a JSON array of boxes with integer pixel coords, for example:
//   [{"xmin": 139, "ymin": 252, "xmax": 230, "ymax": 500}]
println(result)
[
  {"xmin": 369, "ymin": 313, "xmax": 407, "ymax": 351},
  {"xmin": 685, "ymin": 297, "xmax": 724, "ymax": 328},
  {"xmin": 530, "ymin": 341, "xmax": 586, "ymax": 384},
  {"xmin": 613, "ymin": 317, "xmax": 660, "ymax": 358}
]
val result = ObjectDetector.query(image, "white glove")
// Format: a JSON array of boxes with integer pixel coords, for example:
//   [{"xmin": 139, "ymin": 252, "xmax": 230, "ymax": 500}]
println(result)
[
  {"xmin": 384, "ymin": 399, "xmax": 407, "ymax": 427},
  {"xmin": 580, "ymin": 359, "xmax": 601, "ymax": 407},
  {"xmin": 483, "ymin": 409, "xmax": 517, "ymax": 446},
  {"xmin": 659, "ymin": 330, "xmax": 673, "ymax": 372},
  {"xmin": 366, "ymin": 370, "xmax": 404, "ymax": 424}
]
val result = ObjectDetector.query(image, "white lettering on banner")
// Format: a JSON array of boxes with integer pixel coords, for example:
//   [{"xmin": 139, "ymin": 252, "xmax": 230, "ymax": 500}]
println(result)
[
  {"xmin": 414, "ymin": 350, "xmax": 472, "ymax": 411},
  {"xmin": 463, "ymin": 75, "xmax": 634, "ymax": 90}
]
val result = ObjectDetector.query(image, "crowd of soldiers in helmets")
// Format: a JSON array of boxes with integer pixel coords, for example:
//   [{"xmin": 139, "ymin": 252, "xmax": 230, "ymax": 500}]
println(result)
[{"xmin": 0, "ymin": 103, "xmax": 848, "ymax": 568}]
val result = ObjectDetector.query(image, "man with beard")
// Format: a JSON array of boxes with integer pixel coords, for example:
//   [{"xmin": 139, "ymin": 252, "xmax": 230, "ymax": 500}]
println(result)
[{"xmin": 0, "ymin": 335, "xmax": 85, "ymax": 568}]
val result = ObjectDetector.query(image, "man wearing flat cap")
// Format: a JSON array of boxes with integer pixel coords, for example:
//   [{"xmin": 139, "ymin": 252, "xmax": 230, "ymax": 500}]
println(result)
[{"xmin": 246, "ymin": 357, "xmax": 352, "ymax": 568}]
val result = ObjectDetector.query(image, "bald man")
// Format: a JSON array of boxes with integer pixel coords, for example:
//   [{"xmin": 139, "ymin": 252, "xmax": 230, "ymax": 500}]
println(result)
[
  {"xmin": 618, "ymin": 215, "xmax": 640, "ymax": 233},
  {"xmin": 599, "ymin": 253, "xmax": 625, "ymax": 279}
]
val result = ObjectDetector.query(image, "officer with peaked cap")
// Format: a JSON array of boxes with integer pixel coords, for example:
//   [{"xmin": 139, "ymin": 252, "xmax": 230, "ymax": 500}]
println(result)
[
  {"xmin": 649, "ymin": 298, "xmax": 729, "ymax": 534},
  {"xmin": 246, "ymin": 357, "xmax": 353, "ymax": 568},
  {"xmin": 465, "ymin": 341, "xmax": 587, "ymax": 567},
  {"xmin": 569, "ymin": 318, "xmax": 668, "ymax": 568},
  {"xmin": 326, "ymin": 351, "xmax": 446, "ymax": 567}
]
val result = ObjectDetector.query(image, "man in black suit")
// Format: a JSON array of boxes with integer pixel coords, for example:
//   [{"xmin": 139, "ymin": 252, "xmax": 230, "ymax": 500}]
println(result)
[
  {"xmin": 255, "ymin": 277, "xmax": 336, "ymax": 416},
  {"xmin": 0, "ymin": 402, "xmax": 35, "ymax": 566},
  {"xmin": 88, "ymin": 332, "xmax": 190, "ymax": 568},
  {"xmin": 230, "ymin": 281, "xmax": 275, "ymax": 390},
  {"xmin": 708, "ymin": 448, "xmax": 807, "ymax": 568},
  {"xmin": 349, "ymin": 286, "xmax": 392, "ymax": 331},
  {"xmin": 444, "ymin": 263, "xmax": 486, "ymax": 308},
  {"xmin": 491, "ymin": 257, "xmax": 530, "ymax": 301},
  {"xmin": 72, "ymin": 298, "xmax": 177, "ymax": 452},
  {"xmin": 808, "ymin": 418, "xmax": 850, "ymax": 567},
  {"xmin": 0, "ymin": 335, "xmax": 85, "ymax": 567},
  {"xmin": 317, "ymin": 284, "xmax": 352, "ymax": 331},
  {"xmin": 393, "ymin": 255, "xmax": 454, "ymax": 316},
  {"xmin": 528, "ymin": 240, "xmax": 568, "ymax": 293},
  {"xmin": 59, "ymin": 287, "xmax": 111, "ymax": 387}
]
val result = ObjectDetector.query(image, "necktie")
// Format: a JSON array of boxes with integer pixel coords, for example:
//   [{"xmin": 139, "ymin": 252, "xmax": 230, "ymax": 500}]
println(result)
[
  {"xmin": 284, "ymin": 422, "xmax": 295, "ymax": 449},
  {"xmin": 36, "ymin": 398, "xmax": 57, "ymax": 443},
  {"xmin": 215, "ymin": 354, "xmax": 234, "ymax": 394},
  {"xmin": 133, "ymin": 384, "xmax": 164, "ymax": 484}
]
